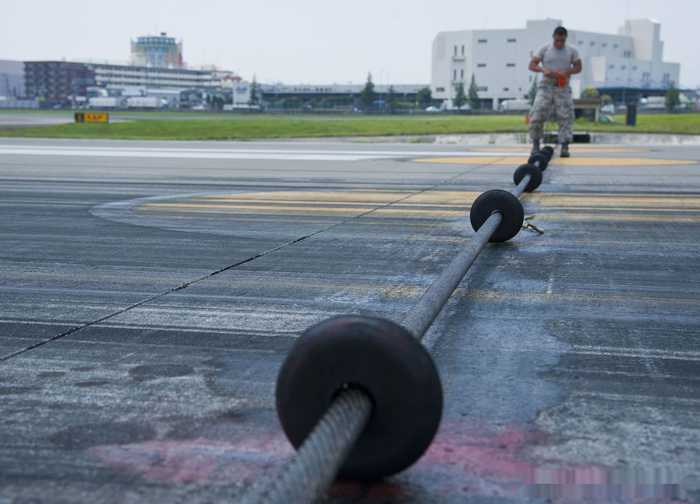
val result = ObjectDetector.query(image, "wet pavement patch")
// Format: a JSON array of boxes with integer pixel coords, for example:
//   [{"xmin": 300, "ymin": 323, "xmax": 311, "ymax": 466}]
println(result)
[
  {"xmin": 128, "ymin": 364, "xmax": 195, "ymax": 382},
  {"xmin": 73, "ymin": 380, "xmax": 112, "ymax": 388},
  {"xmin": 0, "ymin": 386, "xmax": 41, "ymax": 395},
  {"xmin": 50, "ymin": 421, "xmax": 158, "ymax": 450},
  {"xmin": 37, "ymin": 371, "xmax": 66, "ymax": 379}
]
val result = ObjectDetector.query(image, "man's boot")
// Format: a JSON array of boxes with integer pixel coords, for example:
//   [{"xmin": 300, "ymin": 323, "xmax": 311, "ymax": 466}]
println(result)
[
  {"xmin": 531, "ymin": 139, "xmax": 541, "ymax": 156},
  {"xmin": 561, "ymin": 143, "xmax": 570, "ymax": 158}
]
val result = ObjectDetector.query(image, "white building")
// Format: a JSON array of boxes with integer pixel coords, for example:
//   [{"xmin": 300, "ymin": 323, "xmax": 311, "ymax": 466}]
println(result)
[
  {"xmin": 90, "ymin": 63, "xmax": 217, "ymax": 91},
  {"xmin": 432, "ymin": 18, "xmax": 681, "ymax": 109}
]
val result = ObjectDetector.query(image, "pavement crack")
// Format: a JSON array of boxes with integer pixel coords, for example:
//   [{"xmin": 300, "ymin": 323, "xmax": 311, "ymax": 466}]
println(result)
[{"xmin": 0, "ymin": 158, "xmax": 505, "ymax": 363}]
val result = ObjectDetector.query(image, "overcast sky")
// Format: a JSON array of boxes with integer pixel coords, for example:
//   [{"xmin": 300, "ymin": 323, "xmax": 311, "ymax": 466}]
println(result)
[{"xmin": 2, "ymin": 0, "xmax": 698, "ymax": 87}]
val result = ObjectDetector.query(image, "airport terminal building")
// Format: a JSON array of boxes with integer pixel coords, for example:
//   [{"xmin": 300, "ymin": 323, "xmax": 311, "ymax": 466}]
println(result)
[
  {"xmin": 431, "ymin": 18, "xmax": 681, "ymax": 109},
  {"xmin": 23, "ymin": 61, "xmax": 228, "ymax": 106}
]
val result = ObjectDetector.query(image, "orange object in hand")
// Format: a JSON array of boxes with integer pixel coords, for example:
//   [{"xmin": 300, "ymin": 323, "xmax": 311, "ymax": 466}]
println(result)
[{"xmin": 556, "ymin": 75, "xmax": 568, "ymax": 88}]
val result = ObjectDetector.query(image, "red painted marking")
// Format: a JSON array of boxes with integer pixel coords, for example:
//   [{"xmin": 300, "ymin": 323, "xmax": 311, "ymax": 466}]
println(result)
[
  {"xmin": 90, "ymin": 433, "xmax": 293, "ymax": 485},
  {"xmin": 89, "ymin": 422, "xmax": 689, "ymax": 502}
]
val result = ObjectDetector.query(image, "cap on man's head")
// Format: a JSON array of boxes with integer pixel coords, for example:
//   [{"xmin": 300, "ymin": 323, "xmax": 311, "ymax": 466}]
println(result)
[{"xmin": 553, "ymin": 26, "xmax": 568, "ymax": 37}]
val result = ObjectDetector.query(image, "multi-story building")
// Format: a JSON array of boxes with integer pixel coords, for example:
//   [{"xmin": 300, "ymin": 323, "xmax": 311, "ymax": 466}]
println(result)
[
  {"xmin": 23, "ymin": 61, "xmax": 226, "ymax": 106},
  {"xmin": 24, "ymin": 61, "xmax": 96, "ymax": 104},
  {"xmin": 130, "ymin": 33, "xmax": 184, "ymax": 68},
  {"xmin": 431, "ymin": 18, "xmax": 681, "ymax": 109},
  {"xmin": 91, "ymin": 63, "xmax": 215, "ymax": 90},
  {"xmin": 0, "ymin": 60, "xmax": 25, "ymax": 98}
]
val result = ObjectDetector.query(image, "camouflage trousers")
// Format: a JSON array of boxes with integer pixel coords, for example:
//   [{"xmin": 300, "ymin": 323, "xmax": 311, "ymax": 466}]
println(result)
[{"xmin": 529, "ymin": 82, "xmax": 574, "ymax": 144}]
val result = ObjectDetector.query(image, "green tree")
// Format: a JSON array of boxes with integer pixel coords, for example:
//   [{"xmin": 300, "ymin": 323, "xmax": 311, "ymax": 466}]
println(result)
[
  {"xmin": 528, "ymin": 75, "xmax": 539, "ymax": 106},
  {"xmin": 249, "ymin": 76, "xmax": 259, "ymax": 106},
  {"xmin": 416, "ymin": 87, "xmax": 432, "ymax": 108},
  {"xmin": 665, "ymin": 83, "xmax": 680, "ymax": 112},
  {"xmin": 468, "ymin": 74, "xmax": 480, "ymax": 110},
  {"xmin": 359, "ymin": 73, "xmax": 376, "ymax": 111},
  {"xmin": 601, "ymin": 94, "xmax": 613, "ymax": 106},
  {"xmin": 386, "ymin": 85, "xmax": 398, "ymax": 114},
  {"xmin": 581, "ymin": 86, "xmax": 600, "ymax": 99},
  {"xmin": 453, "ymin": 82, "xmax": 467, "ymax": 110}
]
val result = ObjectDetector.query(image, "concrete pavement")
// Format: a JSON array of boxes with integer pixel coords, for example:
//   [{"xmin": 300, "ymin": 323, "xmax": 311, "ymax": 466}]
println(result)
[{"xmin": 1, "ymin": 138, "xmax": 699, "ymax": 503}]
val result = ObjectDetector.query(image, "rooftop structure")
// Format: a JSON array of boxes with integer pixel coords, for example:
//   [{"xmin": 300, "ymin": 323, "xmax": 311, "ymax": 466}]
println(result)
[{"xmin": 130, "ymin": 32, "xmax": 184, "ymax": 69}]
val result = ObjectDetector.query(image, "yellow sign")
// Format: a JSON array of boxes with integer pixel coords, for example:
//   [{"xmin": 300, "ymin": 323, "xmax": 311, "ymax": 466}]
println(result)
[{"xmin": 75, "ymin": 112, "xmax": 110, "ymax": 124}]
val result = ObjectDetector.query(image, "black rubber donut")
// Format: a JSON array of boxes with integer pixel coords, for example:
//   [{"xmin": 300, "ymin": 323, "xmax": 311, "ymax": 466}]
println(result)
[
  {"xmin": 541, "ymin": 145, "xmax": 555, "ymax": 161},
  {"xmin": 528, "ymin": 151, "xmax": 549, "ymax": 171},
  {"xmin": 276, "ymin": 315, "xmax": 443, "ymax": 480},
  {"xmin": 469, "ymin": 189, "xmax": 524, "ymax": 243},
  {"xmin": 513, "ymin": 163, "xmax": 543, "ymax": 193}
]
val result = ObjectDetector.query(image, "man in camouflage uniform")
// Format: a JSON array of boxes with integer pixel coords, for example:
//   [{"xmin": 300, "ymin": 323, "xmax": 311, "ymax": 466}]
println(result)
[{"xmin": 528, "ymin": 26, "xmax": 583, "ymax": 158}]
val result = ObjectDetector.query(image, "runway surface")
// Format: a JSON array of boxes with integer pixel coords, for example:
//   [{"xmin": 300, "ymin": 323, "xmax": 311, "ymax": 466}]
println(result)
[{"xmin": 1, "ymin": 138, "xmax": 700, "ymax": 503}]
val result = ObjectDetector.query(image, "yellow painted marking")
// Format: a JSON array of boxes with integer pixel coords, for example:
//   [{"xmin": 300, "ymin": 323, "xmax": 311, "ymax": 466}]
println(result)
[
  {"xmin": 202, "ymin": 191, "xmax": 482, "ymax": 207},
  {"xmin": 534, "ymin": 213, "xmax": 700, "ymax": 223},
  {"xmin": 527, "ymin": 194, "xmax": 700, "ymax": 210},
  {"xmin": 139, "ymin": 190, "xmax": 700, "ymax": 224},
  {"xmin": 416, "ymin": 156, "xmax": 696, "ymax": 166},
  {"xmin": 462, "ymin": 288, "xmax": 700, "ymax": 307},
  {"xmin": 140, "ymin": 202, "xmax": 464, "ymax": 218},
  {"xmin": 553, "ymin": 158, "xmax": 694, "ymax": 166},
  {"xmin": 461, "ymin": 146, "xmax": 648, "ymax": 153}
]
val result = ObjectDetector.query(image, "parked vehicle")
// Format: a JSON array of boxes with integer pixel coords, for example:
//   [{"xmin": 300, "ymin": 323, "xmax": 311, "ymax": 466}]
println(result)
[
  {"xmin": 126, "ymin": 96, "xmax": 165, "ymax": 109},
  {"xmin": 88, "ymin": 97, "xmax": 124, "ymax": 109},
  {"xmin": 500, "ymin": 99, "xmax": 531, "ymax": 112}
]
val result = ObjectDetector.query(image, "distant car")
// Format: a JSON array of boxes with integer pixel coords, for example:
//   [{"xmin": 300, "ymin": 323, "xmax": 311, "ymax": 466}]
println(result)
[
  {"xmin": 425, "ymin": 106, "xmax": 441, "ymax": 113},
  {"xmin": 191, "ymin": 104, "xmax": 207, "ymax": 111},
  {"xmin": 500, "ymin": 99, "xmax": 531, "ymax": 112},
  {"xmin": 600, "ymin": 104, "xmax": 615, "ymax": 114}
]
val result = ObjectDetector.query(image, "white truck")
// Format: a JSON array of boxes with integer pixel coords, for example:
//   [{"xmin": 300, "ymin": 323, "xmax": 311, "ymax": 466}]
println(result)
[
  {"xmin": 88, "ymin": 97, "xmax": 123, "ymax": 109},
  {"xmin": 126, "ymin": 96, "xmax": 164, "ymax": 109},
  {"xmin": 500, "ymin": 99, "xmax": 531, "ymax": 112}
]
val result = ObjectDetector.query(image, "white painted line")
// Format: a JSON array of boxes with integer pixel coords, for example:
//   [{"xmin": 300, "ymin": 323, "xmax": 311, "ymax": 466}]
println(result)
[
  {"xmin": 0, "ymin": 147, "xmax": 376, "ymax": 162},
  {"xmin": 0, "ymin": 144, "xmax": 530, "ymax": 162}
]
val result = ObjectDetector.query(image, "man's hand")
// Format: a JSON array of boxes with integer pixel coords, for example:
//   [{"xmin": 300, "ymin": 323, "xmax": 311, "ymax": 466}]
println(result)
[{"xmin": 543, "ymin": 68, "xmax": 564, "ymax": 79}]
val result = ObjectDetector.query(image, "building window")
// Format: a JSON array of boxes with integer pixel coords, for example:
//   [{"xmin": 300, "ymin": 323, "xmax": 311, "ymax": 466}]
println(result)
[
  {"xmin": 477, "ymin": 86, "xmax": 488, "ymax": 92},
  {"xmin": 632, "ymin": 66, "xmax": 638, "ymax": 71},
  {"xmin": 624, "ymin": 50, "xmax": 632, "ymax": 58},
  {"xmin": 477, "ymin": 63, "xmax": 487, "ymax": 68},
  {"xmin": 436, "ymin": 87, "xmax": 446, "ymax": 92},
  {"xmin": 602, "ymin": 43, "xmax": 608, "ymax": 47},
  {"xmin": 613, "ymin": 43, "xmax": 619, "ymax": 48},
  {"xmin": 454, "ymin": 45, "xmax": 458, "ymax": 56},
  {"xmin": 453, "ymin": 70, "xmax": 457, "ymax": 81},
  {"xmin": 507, "ymin": 38, "xmax": 517, "ymax": 43},
  {"xmin": 460, "ymin": 69, "xmax": 464, "ymax": 80},
  {"xmin": 461, "ymin": 45, "xmax": 465, "ymax": 55},
  {"xmin": 503, "ymin": 87, "xmax": 510, "ymax": 92},
  {"xmin": 621, "ymin": 65, "xmax": 627, "ymax": 70},
  {"xmin": 477, "ymin": 38, "xmax": 488, "ymax": 43},
  {"xmin": 578, "ymin": 40, "xmax": 584, "ymax": 45},
  {"xmin": 590, "ymin": 41, "xmax": 596, "ymax": 46},
  {"xmin": 609, "ymin": 65, "xmax": 615, "ymax": 69},
  {"xmin": 506, "ymin": 63, "xmax": 516, "ymax": 68}
]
